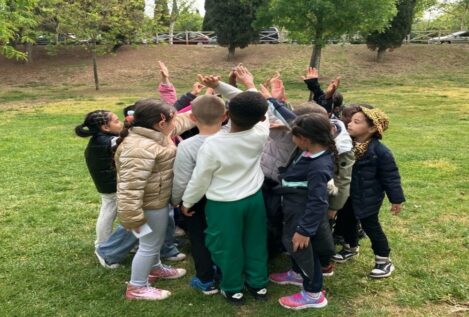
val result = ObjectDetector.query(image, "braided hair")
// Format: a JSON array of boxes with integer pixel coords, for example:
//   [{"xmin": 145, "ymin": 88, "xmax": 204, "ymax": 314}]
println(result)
[
  {"xmin": 291, "ymin": 113, "xmax": 339, "ymax": 173},
  {"xmin": 75, "ymin": 110, "xmax": 111, "ymax": 137}
]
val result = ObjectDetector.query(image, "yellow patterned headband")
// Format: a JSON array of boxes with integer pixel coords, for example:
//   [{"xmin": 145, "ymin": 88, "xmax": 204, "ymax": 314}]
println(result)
[{"xmin": 360, "ymin": 107, "xmax": 389, "ymax": 138}]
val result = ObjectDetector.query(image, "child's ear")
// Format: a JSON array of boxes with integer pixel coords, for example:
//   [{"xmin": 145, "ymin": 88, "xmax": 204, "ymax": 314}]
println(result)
[
  {"xmin": 100, "ymin": 124, "xmax": 111, "ymax": 133},
  {"xmin": 368, "ymin": 125, "xmax": 377, "ymax": 135},
  {"xmin": 189, "ymin": 113, "xmax": 198, "ymax": 123},
  {"xmin": 220, "ymin": 112, "xmax": 228, "ymax": 122}
]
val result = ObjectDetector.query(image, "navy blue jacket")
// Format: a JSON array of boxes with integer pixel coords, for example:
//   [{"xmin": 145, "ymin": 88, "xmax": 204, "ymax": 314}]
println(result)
[
  {"xmin": 350, "ymin": 137, "xmax": 405, "ymax": 219},
  {"xmin": 279, "ymin": 151, "xmax": 334, "ymax": 237},
  {"xmin": 84, "ymin": 132, "xmax": 117, "ymax": 194}
]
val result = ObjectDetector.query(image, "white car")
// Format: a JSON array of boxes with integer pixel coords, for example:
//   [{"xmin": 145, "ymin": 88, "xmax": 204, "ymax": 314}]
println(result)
[{"xmin": 428, "ymin": 30, "xmax": 469, "ymax": 44}]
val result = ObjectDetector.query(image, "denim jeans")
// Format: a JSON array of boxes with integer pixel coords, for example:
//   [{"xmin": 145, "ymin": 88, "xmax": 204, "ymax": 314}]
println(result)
[
  {"xmin": 160, "ymin": 205, "xmax": 180, "ymax": 258},
  {"xmin": 96, "ymin": 225, "xmax": 138, "ymax": 265}
]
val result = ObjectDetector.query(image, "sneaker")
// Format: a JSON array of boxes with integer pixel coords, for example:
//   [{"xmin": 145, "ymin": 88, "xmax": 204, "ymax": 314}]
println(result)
[
  {"xmin": 221, "ymin": 290, "xmax": 245, "ymax": 305},
  {"xmin": 332, "ymin": 244, "xmax": 359, "ymax": 263},
  {"xmin": 164, "ymin": 252, "xmax": 186, "ymax": 262},
  {"xmin": 279, "ymin": 290, "xmax": 328, "ymax": 310},
  {"xmin": 125, "ymin": 283, "xmax": 171, "ymax": 300},
  {"xmin": 321, "ymin": 263, "xmax": 335, "ymax": 277},
  {"xmin": 245, "ymin": 284, "xmax": 268, "ymax": 301},
  {"xmin": 148, "ymin": 264, "xmax": 186, "ymax": 283},
  {"xmin": 269, "ymin": 270, "xmax": 303, "ymax": 286},
  {"xmin": 94, "ymin": 249, "xmax": 120, "ymax": 269},
  {"xmin": 369, "ymin": 256, "xmax": 395, "ymax": 278},
  {"xmin": 190, "ymin": 277, "xmax": 218, "ymax": 295}
]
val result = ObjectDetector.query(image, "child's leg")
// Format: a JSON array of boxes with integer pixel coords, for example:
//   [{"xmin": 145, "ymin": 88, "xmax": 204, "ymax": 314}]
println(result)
[
  {"xmin": 312, "ymin": 214, "xmax": 335, "ymax": 267},
  {"xmin": 340, "ymin": 199, "xmax": 359, "ymax": 248},
  {"xmin": 185, "ymin": 198, "xmax": 215, "ymax": 282},
  {"xmin": 95, "ymin": 193, "xmax": 117, "ymax": 247},
  {"xmin": 205, "ymin": 200, "xmax": 245, "ymax": 293},
  {"xmin": 129, "ymin": 207, "xmax": 169, "ymax": 287},
  {"xmin": 242, "ymin": 190, "xmax": 269, "ymax": 289},
  {"xmin": 359, "ymin": 213, "xmax": 390, "ymax": 257},
  {"xmin": 160, "ymin": 205, "xmax": 181, "ymax": 259},
  {"xmin": 96, "ymin": 225, "xmax": 138, "ymax": 265}
]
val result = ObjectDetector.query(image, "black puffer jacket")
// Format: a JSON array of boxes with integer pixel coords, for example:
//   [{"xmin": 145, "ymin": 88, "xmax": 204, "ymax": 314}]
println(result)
[
  {"xmin": 85, "ymin": 132, "xmax": 117, "ymax": 194},
  {"xmin": 350, "ymin": 137, "xmax": 405, "ymax": 219}
]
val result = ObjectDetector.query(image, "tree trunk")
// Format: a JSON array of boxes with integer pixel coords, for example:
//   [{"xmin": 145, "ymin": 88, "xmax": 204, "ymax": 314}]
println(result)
[
  {"xmin": 169, "ymin": 0, "xmax": 178, "ymax": 45},
  {"xmin": 309, "ymin": 43, "xmax": 322, "ymax": 69},
  {"xmin": 25, "ymin": 43, "xmax": 33, "ymax": 63},
  {"xmin": 92, "ymin": 43, "xmax": 99, "ymax": 90},
  {"xmin": 377, "ymin": 47, "xmax": 386, "ymax": 62},
  {"xmin": 227, "ymin": 45, "xmax": 236, "ymax": 61},
  {"xmin": 169, "ymin": 21, "xmax": 175, "ymax": 45}
]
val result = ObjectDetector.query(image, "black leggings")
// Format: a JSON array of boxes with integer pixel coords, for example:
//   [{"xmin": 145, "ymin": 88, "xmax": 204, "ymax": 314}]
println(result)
[{"xmin": 340, "ymin": 198, "xmax": 390, "ymax": 257}]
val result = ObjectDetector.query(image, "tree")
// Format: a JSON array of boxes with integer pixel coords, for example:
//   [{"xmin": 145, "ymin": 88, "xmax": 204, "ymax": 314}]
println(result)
[
  {"xmin": 203, "ymin": 0, "xmax": 264, "ymax": 60},
  {"xmin": 258, "ymin": 0, "xmax": 397, "ymax": 69},
  {"xmin": 367, "ymin": 0, "xmax": 418, "ymax": 62},
  {"xmin": 57, "ymin": 0, "xmax": 146, "ymax": 90},
  {"xmin": 0, "ymin": 0, "xmax": 38, "ymax": 61},
  {"xmin": 174, "ymin": 7, "xmax": 203, "ymax": 31}
]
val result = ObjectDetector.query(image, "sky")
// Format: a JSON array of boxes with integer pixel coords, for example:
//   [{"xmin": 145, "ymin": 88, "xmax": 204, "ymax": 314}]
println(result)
[{"xmin": 144, "ymin": 0, "xmax": 206, "ymax": 18}]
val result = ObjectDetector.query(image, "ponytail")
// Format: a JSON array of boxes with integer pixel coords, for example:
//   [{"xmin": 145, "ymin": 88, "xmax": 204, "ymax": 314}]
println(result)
[
  {"xmin": 74, "ymin": 110, "xmax": 111, "ymax": 138},
  {"xmin": 327, "ymin": 139, "xmax": 340, "ymax": 175}
]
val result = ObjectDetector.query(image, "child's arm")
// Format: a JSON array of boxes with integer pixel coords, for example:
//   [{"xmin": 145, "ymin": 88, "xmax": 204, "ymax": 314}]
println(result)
[
  {"xmin": 259, "ymin": 84, "xmax": 296, "ymax": 125},
  {"xmin": 181, "ymin": 144, "xmax": 218, "ymax": 209},
  {"xmin": 174, "ymin": 82, "xmax": 205, "ymax": 111},
  {"xmin": 296, "ymin": 169, "xmax": 330, "ymax": 238},
  {"xmin": 170, "ymin": 112, "xmax": 196, "ymax": 137},
  {"xmin": 158, "ymin": 61, "xmax": 177, "ymax": 105},
  {"xmin": 302, "ymin": 67, "xmax": 324, "ymax": 103},
  {"xmin": 378, "ymin": 147, "xmax": 405, "ymax": 215},
  {"xmin": 171, "ymin": 143, "xmax": 196, "ymax": 206},
  {"xmin": 328, "ymin": 151, "xmax": 355, "ymax": 212}
]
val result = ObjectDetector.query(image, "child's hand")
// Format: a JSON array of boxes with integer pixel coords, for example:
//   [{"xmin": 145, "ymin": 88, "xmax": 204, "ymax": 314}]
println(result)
[
  {"xmin": 181, "ymin": 205, "xmax": 195, "ymax": 217},
  {"xmin": 158, "ymin": 61, "xmax": 170, "ymax": 85},
  {"xmin": 259, "ymin": 84, "xmax": 272, "ymax": 99},
  {"xmin": 198, "ymin": 74, "xmax": 220, "ymax": 89},
  {"xmin": 270, "ymin": 73, "xmax": 286, "ymax": 101},
  {"xmin": 391, "ymin": 204, "xmax": 402, "ymax": 215},
  {"xmin": 205, "ymin": 87, "xmax": 216, "ymax": 95},
  {"xmin": 191, "ymin": 82, "xmax": 205, "ymax": 96},
  {"xmin": 325, "ymin": 76, "xmax": 341, "ymax": 98},
  {"xmin": 292, "ymin": 232, "xmax": 310, "ymax": 252},
  {"xmin": 234, "ymin": 64, "xmax": 255, "ymax": 89},
  {"xmin": 327, "ymin": 209, "xmax": 337, "ymax": 220},
  {"xmin": 301, "ymin": 67, "xmax": 319, "ymax": 80},
  {"xmin": 228, "ymin": 67, "xmax": 237, "ymax": 86}
]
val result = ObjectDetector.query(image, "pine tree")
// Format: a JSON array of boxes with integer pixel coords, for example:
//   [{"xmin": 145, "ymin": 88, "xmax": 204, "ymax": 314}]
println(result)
[{"xmin": 367, "ymin": 0, "xmax": 417, "ymax": 62}]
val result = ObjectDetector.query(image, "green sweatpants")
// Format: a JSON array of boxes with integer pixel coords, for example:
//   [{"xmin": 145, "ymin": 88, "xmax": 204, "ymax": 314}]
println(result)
[{"xmin": 204, "ymin": 190, "xmax": 268, "ymax": 293}]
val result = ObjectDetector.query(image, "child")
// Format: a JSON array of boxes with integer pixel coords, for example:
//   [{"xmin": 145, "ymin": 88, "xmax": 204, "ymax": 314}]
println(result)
[
  {"xmin": 302, "ymin": 67, "xmax": 342, "ymax": 116},
  {"xmin": 180, "ymin": 68, "xmax": 270, "ymax": 305},
  {"xmin": 171, "ymin": 95, "xmax": 227, "ymax": 295},
  {"xmin": 75, "ymin": 110, "xmax": 123, "ymax": 248},
  {"xmin": 332, "ymin": 107, "xmax": 405, "ymax": 278},
  {"xmin": 270, "ymin": 113, "xmax": 336, "ymax": 310},
  {"xmin": 115, "ymin": 99, "xmax": 195, "ymax": 300}
]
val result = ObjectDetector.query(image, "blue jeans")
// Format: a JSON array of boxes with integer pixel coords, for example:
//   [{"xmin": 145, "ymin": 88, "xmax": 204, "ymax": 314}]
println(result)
[{"xmin": 96, "ymin": 225, "xmax": 138, "ymax": 265}]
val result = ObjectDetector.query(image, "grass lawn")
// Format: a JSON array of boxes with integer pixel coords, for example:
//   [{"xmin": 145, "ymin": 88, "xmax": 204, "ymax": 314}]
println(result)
[{"xmin": 0, "ymin": 44, "xmax": 468, "ymax": 316}]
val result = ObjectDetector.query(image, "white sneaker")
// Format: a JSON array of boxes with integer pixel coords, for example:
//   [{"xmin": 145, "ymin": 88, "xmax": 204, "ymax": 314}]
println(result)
[
  {"xmin": 164, "ymin": 252, "xmax": 186, "ymax": 262},
  {"xmin": 94, "ymin": 249, "xmax": 120, "ymax": 269},
  {"xmin": 174, "ymin": 226, "xmax": 186, "ymax": 237}
]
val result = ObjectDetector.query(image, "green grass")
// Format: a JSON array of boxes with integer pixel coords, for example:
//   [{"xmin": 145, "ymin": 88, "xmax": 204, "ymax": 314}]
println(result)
[{"xmin": 0, "ymin": 45, "xmax": 468, "ymax": 317}]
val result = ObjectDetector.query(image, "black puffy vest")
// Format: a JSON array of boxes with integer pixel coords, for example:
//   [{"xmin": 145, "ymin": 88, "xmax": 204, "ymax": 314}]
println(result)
[{"xmin": 84, "ymin": 133, "xmax": 117, "ymax": 194}]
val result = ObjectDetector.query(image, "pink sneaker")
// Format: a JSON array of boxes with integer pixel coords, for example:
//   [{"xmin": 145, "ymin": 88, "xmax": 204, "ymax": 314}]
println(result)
[
  {"xmin": 279, "ymin": 290, "xmax": 328, "ymax": 310},
  {"xmin": 148, "ymin": 264, "xmax": 186, "ymax": 283},
  {"xmin": 125, "ymin": 283, "xmax": 171, "ymax": 300},
  {"xmin": 269, "ymin": 270, "xmax": 303, "ymax": 286}
]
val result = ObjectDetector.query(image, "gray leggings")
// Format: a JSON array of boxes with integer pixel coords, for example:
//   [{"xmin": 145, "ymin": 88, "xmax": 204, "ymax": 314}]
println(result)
[{"xmin": 130, "ymin": 206, "xmax": 169, "ymax": 287}]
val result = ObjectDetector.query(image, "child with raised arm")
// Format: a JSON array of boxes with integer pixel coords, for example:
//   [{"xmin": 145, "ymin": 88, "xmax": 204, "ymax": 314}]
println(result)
[
  {"xmin": 302, "ymin": 67, "xmax": 342, "ymax": 116},
  {"xmin": 171, "ymin": 95, "xmax": 227, "ymax": 295},
  {"xmin": 181, "ymin": 67, "xmax": 270, "ymax": 305},
  {"xmin": 332, "ymin": 107, "xmax": 405, "ymax": 278}
]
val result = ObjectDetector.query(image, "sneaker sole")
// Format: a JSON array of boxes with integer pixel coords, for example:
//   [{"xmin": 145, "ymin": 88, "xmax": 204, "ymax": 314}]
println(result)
[
  {"xmin": 322, "ymin": 271, "xmax": 334, "ymax": 277},
  {"xmin": 269, "ymin": 278, "xmax": 303, "ymax": 287},
  {"xmin": 125, "ymin": 294, "xmax": 170, "ymax": 301},
  {"xmin": 278, "ymin": 298, "xmax": 328, "ymax": 310},
  {"xmin": 95, "ymin": 250, "xmax": 120, "ymax": 269},
  {"xmin": 202, "ymin": 289, "xmax": 219, "ymax": 295}
]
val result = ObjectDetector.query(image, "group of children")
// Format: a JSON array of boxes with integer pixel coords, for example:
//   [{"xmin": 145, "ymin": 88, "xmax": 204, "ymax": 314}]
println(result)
[{"xmin": 75, "ymin": 62, "xmax": 405, "ymax": 309}]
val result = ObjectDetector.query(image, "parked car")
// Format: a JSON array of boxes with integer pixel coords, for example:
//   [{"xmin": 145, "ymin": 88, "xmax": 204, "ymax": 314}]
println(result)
[
  {"xmin": 259, "ymin": 27, "xmax": 280, "ymax": 44},
  {"xmin": 428, "ymin": 31, "xmax": 469, "ymax": 44}
]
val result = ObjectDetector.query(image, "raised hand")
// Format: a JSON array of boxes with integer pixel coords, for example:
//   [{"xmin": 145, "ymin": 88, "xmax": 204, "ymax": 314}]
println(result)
[
  {"xmin": 197, "ymin": 74, "xmax": 220, "ymax": 89},
  {"xmin": 270, "ymin": 72, "xmax": 286, "ymax": 101},
  {"xmin": 258, "ymin": 84, "xmax": 272, "ymax": 99},
  {"xmin": 325, "ymin": 76, "xmax": 341, "ymax": 98},
  {"xmin": 191, "ymin": 82, "xmax": 205, "ymax": 96},
  {"xmin": 234, "ymin": 64, "xmax": 255, "ymax": 89},
  {"xmin": 228, "ymin": 67, "xmax": 237, "ymax": 87},
  {"xmin": 301, "ymin": 67, "xmax": 319, "ymax": 81},
  {"xmin": 158, "ymin": 61, "xmax": 170, "ymax": 84}
]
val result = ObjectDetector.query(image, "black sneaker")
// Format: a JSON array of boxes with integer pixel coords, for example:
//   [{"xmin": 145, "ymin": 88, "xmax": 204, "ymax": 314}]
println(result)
[
  {"xmin": 221, "ymin": 290, "xmax": 245, "ymax": 305},
  {"xmin": 331, "ymin": 245, "xmax": 359, "ymax": 263},
  {"xmin": 245, "ymin": 284, "xmax": 268, "ymax": 301},
  {"xmin": 369, "ymin": 256, "xmax": 395, "ymax": 278}
]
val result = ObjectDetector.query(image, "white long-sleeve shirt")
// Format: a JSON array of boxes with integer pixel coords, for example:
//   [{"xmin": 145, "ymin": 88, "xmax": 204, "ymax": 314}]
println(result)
[{"xmin": 182, "ymin": 119, "xmax": 269, "ymax": 208}]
